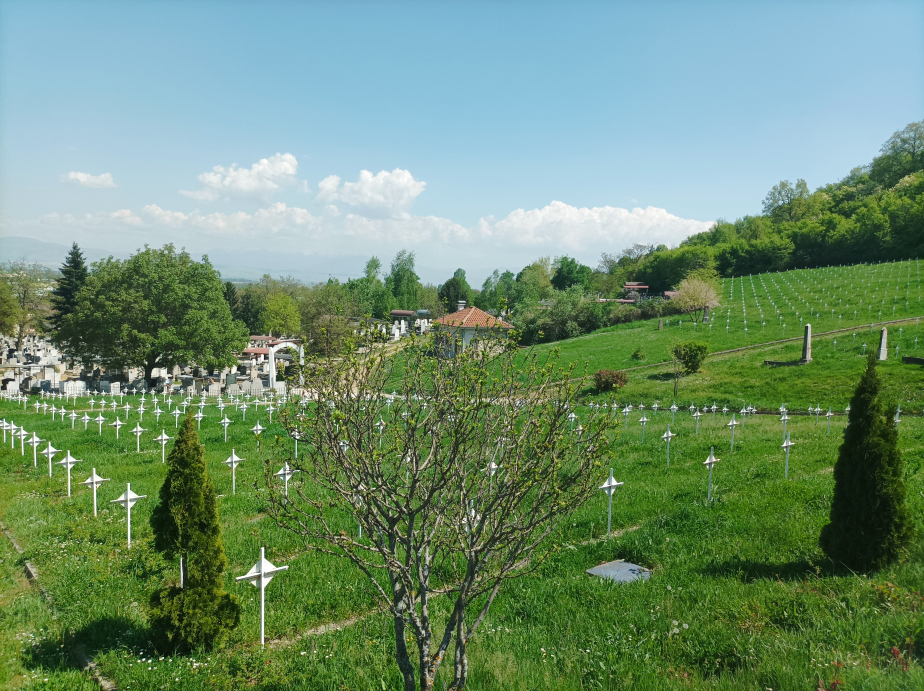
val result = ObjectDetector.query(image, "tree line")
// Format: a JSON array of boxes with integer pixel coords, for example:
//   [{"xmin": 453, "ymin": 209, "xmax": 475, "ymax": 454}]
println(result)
[{"xmin": 2, "ymin": 119, "xmax": 920, "ymax": 357}]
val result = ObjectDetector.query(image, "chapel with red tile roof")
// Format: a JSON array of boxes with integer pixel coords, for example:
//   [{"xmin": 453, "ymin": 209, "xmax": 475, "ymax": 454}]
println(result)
[{"xmin": 431, "ymin": 303, "xmax": 513, "ymax": 354}]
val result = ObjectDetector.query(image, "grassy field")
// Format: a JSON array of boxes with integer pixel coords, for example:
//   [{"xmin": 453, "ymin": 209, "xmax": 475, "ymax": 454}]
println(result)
[
  {"xmin": 0, "ymin": 260, "xmax": 922, "ymax": 690},
  {"xmin": 536, "ymin": 260, "xmax": 924, "ymax": 379}
]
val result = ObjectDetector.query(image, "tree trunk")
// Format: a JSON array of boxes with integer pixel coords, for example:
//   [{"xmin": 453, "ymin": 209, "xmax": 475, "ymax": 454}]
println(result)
[
  {"xmin": 144, "ymin": 360, "xmax": 157, "ymax": 389},
  {"xmin": 392, "ymin": 615, "xmax": 416, "ymax": 691},
  {"xmin": 449, "ymin": 613, "xmax": 468, "ymax": 689}
]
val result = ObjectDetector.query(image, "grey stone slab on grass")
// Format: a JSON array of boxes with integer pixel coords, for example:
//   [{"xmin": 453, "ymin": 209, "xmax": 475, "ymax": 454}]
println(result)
[{"xmin": 587, "ymin": 560, "xmax": 650, "ymax": 583}]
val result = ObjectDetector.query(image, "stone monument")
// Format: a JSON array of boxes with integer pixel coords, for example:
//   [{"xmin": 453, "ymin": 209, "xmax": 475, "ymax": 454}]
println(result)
[
  {"xmin": 801, "ymin": 323, "xmax": 812, "ymax": 363},
  {"xmin": 878, "ymin": 327, "xmax": 888, "ymax": 361}
]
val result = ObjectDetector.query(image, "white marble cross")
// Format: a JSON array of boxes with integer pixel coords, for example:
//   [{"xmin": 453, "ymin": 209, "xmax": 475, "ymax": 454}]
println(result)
[
  {"xmin": 703, "ymin": 447, "xmax": 719, "ymax": 501},
  {"xmin": 56, "ymin": 451, "xmax": 81, "ymax": 496},
  {"xmin": 781, "ymin": 434, "xmax": 795, "ymax": 479},
  {"xmin": 598, "ymin": 468, "xmax": 623, "ymax": 539},
  {"xmin": 131, "ymin": 423, "xmax": 147, "ymax": 452},
  {"xmin": 275, "ymin": 462, "xmax": 299, "ymax": 497},
  {"xmin": 81, "ymin": 468, "xmax": 109, "ymax": 516},
  {"xmin": 224, "ymin": 450, "xmax": 243, "ymax": 494},
  {"xmin": 727, "ymin": 415, "xmax": 740, "ymax": 451},
  {"xmin": 155, "ymin": 430, "xmax": 172, "ymax": 463},
  {"xmin": 39, "ymin": 443, "xmax": 59, "ymax": 479},
  {"xmin": 27, "ymin": 432, "xmax": 43, "ymax": 467},
  {"xmin": 661, "ymin": 427, "xmax": 676, "ymax": 469},
  {"xmin": 111, "ymin": 483, "xmax": 146, "ymax": 548},
  {"xmin": 236, "ymin": 547, "xmax": 288, "ymax": 646},
  {"xmin": 220, "ymin": 415, "xmax": 232, "ymax": 442}
]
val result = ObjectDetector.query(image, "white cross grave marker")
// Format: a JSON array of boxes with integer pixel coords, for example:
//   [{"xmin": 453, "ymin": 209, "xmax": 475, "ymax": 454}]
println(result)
[
  {"xmin": 131, "ymin": 423, "xmax": 147, "ymax": 453},
  {"xmin": 236, "ymin": 547, "xmax": 288, "ymax": 646},
  {"xmin": 81, "ymin": 468, "xmax": 109, "ymax": 516},
  {"xmin": 703, "ymin": 447, "xmax": 719, "ymax": 501},
  {"xmin": 598, "ymin": 468, "xmax": 623, "ymax": 539},
  {"xmin": 275, "ymin": 462, "xmax": 298, "ymax": 497},
  {"xmin": 111, "ymin": 483, "xmax": 146, "ymax": 548},
  {"xmin": 42, "ymin": 443, "xmax": 59, "ymax": 478},
  {"xmin": 155, "ymin": 430, "xmax": 172, "ymax": 463},
  {"xmin": 781, "ymin": 434, "xmax": 795, "ymax": 479},
  {"xmin": 727, "ymin": 415, "xmax": 740, "ymax": 452},
  {"xmin": 661, "ymin": 427, "xmax": 676, "ymax": 469},
  {"xmin": 224, "ymin": 450, "xmax": 243, "ymax": 494},
  {"xmin": 56, "ymin": 451, "xmax": 81, "ymax": 496}
]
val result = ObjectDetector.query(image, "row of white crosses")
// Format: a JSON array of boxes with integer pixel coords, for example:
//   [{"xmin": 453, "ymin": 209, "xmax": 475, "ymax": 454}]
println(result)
[{"xmin": 7, "ymin": 401, "xmax": 289, "ymax": 647}]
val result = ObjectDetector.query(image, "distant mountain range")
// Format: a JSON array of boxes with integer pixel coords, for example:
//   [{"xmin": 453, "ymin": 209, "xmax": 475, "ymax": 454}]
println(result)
[{"xmin": 0, "ymin": 235, "xmax": 385, "ymax": 284}]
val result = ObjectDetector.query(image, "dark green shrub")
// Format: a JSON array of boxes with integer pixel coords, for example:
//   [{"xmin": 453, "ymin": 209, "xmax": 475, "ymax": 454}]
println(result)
[
  {"xmin": 819, "ymin": 354, "xmax": 914, "ymax": 572},
  {"xmin": 672, "ymin": 341, "xmax": 709, "ymax": 374},
  {"xmin": 594, "ymin": 369, "xmax": 628, "ymax": 392},
  {"xmin": 149, "ymin": 414, "xmax": 240, "ymax": 651},
  {"xmin": 631, "ymin": 347, "xmax": 645, "ymax": 361}
]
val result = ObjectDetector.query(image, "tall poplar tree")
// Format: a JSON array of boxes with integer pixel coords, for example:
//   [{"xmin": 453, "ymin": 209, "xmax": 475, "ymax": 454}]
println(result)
[
  {"xmin": 819, "ymin": 355, "xmax": 914, "ymax": 571},
  {"xmin": 149, "ymin": 414, "xmax": 240, "ymax": 651}
]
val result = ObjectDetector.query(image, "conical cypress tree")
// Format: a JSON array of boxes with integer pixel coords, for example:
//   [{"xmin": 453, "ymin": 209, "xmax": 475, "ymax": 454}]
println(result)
[
  {"xmin": 149, "ymin": 414, "xmax": 240, "ymax": 651},
  {"xmin": 49, "ymin": 243, "xmax": 88, "ymax": 335},
  {"xmin": 819, "ymin": 354, "xmax": 914, "ymax": 571}
]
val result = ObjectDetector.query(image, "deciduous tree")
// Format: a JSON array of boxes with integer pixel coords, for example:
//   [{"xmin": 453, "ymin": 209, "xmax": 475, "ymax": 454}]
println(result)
[
  {"xmin": 62, "ymin": 245, "xmax": 248, "ymax": 384},
  {"xmin": 0, "ymin": 260, "xmax": 51, "ymax": 351},
  {"xmin": 268, "ymin": 333, "xmax": 617, "ymax": 690}
]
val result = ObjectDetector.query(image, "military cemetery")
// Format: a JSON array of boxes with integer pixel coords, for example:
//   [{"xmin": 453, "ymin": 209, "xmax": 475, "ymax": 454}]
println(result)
[{"xmin": 2, "ymin": 3, "xmax": 923, "ymax": 689}]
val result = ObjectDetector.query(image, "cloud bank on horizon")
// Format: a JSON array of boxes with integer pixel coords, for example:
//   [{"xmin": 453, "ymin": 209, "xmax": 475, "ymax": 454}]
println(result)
[{"xmin": 23, "ymin": 153, "xmax": 714, "ymax": 277}]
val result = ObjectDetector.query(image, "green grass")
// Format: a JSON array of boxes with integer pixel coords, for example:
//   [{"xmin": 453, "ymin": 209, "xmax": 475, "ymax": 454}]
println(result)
[
  {"xmin": 531, "ymin": 260, "xmax": 924, "ymax": 379},
  {"xmin": 0, "ymin": 260, "xmax": 922, "ymax": 690}
]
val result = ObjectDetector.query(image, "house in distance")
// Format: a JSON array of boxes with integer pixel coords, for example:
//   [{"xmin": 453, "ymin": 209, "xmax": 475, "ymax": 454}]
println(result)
[{"xmin": 431, "ymin": 302, "xmax": 514, "ymax": 355}]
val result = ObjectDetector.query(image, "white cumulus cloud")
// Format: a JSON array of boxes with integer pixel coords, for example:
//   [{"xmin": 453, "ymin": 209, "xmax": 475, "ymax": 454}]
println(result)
[
  {"xmin": 317, "ymin": 168, "xmax": 426, "ymax": 218},
  {"xmin": 39, "ymin": 208, "xmax": 142, "ymax": 226},
  {"xmin": 180, "ymin": 153, "xmax": 302, "ymax": 201},
  {"xmin": 65, "ymin": 171, "xmax": 117, "ymax": 188},
  {"xmin": 143, "ymin": 202, "xmax": 321, "ymax": 237},
  {"xmin": 477, "ymin": 201, "xmax": 713, "ymax": 251}
]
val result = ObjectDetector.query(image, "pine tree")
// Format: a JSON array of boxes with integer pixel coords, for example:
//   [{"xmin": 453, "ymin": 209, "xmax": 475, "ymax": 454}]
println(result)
[
  {"xmin": 819, "ymin": 354, "xmax": 914, "ymax": 571},
  {"xmin": 149, "ymin": 414, "xmax": 240, "ymax": 651},
  {"xmin": 49, "ymin": 243, "xmax": 88, "ymax": 336}
]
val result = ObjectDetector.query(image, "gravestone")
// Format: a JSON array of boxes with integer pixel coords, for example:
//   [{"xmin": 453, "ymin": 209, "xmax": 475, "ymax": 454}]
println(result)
[
  {"xmin": 587, "ymin": 559, "xmax": 650, "ymax": 583},
  {"xmin": 801, "ymin": 323, "xmax": 812, "ymax": 363},
  {"xmin": 703, "ymin": 305, "xmax": 710, "ymax": 323},
  {"xmin": 878, "ymin": 327, "xmax": 888, "ymax": 361},
  {"xmin": 658, "ymin": 318, "xmax": 663, "ymax": 331}
]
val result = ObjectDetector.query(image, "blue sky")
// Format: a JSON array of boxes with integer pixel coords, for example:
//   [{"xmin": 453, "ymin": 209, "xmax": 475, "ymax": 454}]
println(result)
[{"xmin": 1, "ymin": 0, "xmax": 922, "ymax": 283}]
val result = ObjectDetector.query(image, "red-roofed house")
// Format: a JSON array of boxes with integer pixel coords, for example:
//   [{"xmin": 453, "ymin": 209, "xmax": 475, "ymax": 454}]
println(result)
[{"xmin": 431, "ymin": 304, "xmax": 514, "ymax": 354}]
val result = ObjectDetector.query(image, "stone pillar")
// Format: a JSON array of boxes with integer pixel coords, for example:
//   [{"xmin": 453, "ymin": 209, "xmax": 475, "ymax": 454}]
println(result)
[
  {"xmin": 801, "ymin": 323, "xmax": 812, "ymax": 363},
  {"xmin": 703, "ymin": 306, "xmax": 710, "ymax": 323},
  {"xmin": 878, "ymin": 327, "xmax": 888, "ymax": 361},
  {"xmin": 658, "ymin": 318, "xmax": 663, "ymax": 331}
]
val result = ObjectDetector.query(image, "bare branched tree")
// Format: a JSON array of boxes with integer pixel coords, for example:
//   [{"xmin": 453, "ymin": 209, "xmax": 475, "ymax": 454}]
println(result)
[{"xmin": 266, "ymin": 332, "xmax": 617, "ymax": 690}]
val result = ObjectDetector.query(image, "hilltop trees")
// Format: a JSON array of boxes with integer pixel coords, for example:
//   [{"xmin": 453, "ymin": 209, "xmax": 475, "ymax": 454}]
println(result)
[
  {"xmin": 61, "ymin": 245, "xmax": 248, "ymax": 385},
  {"xmin": 149, "ymin": 414, "xmax": 240, "ymax": 651},
  {"xmin": 819, "ymin": 355, "xmax": 914, "ymax": 572}
]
